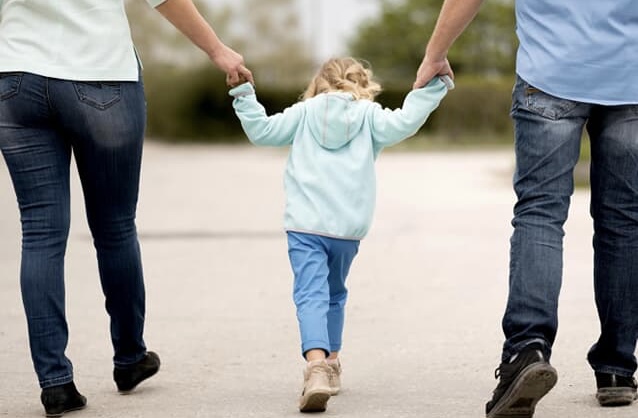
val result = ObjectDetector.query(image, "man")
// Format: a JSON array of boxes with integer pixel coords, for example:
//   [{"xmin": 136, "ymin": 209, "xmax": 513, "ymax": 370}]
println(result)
[{"xmin": 415, "ymin": 0, "xmax": 638, "ymax": 417}]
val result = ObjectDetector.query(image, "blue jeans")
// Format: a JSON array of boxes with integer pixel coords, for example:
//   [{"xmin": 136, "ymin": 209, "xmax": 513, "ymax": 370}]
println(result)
[
  {"xmin": 0, "ymin": 72, "xmax": 148, "ymax": 388},
  {"xmin": 503, "ymin": 76, "xmax": 638, "ymax": 376},
  {"xmin": 287, "ymin": 231, "xmax": 360, "ymax": 357}
]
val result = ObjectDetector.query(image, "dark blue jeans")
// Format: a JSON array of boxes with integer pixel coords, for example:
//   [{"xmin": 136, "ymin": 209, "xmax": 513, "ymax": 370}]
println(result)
[
  {"xmin": 0, "ymin": 72, "xmax": 148, "ymax": 388},
  {"xmin": 503, "ymin": 76, "xmax": 638, "ymax": 377}
]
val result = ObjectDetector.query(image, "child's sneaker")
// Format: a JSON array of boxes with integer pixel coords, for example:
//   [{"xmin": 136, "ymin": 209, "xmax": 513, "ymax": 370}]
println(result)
[
  {"xmin": 299, "ymin": 360, "xmax": 331, "ymax": 412},
  {"xmin": 327, "ymin": 359, "xmax": 342, "ymax": 395}
]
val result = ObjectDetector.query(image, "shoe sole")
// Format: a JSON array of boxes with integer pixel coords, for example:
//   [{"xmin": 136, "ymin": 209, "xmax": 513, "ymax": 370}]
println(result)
[
  {"xmin": 597, "ymin": 388, "xmax": 638, "ymax": 406},
  {"xmin": 487, "ymin": 363, "xmax": 557, "ymax": 418},
  {"xmin": 299, "ymin": 390, "xmax": 330, "ymax": 412},
  {"xmin": 45, "ymin": 404, "xmax": 86, "ymax": 417},
  {"xmin": 117, "ymin": 367, "xmax": 160, "ymax": 395}
]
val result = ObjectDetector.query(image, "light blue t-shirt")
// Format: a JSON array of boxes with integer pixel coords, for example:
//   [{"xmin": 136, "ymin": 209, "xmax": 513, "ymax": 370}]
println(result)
[{"xmin": 516, "ymin": 0, "xmax": 638, "ymax": 105}]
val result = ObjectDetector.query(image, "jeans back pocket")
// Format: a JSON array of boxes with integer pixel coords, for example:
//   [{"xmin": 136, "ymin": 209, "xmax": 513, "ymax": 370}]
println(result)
[
  {"xmin": 0, "ymin": 73, "xmax": 23, "ymax": 101},
  {"xmin": 73, "ymin": 81, "xmax": 122, "ymax": 110},
  {"xmin": 513, "ymin": 78, "xmax": 578, "ymax": 120}
]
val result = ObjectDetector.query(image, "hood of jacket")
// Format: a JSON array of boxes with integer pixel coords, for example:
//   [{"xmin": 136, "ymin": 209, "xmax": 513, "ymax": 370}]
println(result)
[{"xmin": 303, "ymin": 92, "xmax": 371, "ymax": 150}]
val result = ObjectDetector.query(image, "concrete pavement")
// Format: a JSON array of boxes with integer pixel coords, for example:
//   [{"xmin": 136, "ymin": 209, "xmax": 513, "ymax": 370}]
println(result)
[{"xmin": 0, "ymin": 142, "xmax": 635, "ymax": 417}]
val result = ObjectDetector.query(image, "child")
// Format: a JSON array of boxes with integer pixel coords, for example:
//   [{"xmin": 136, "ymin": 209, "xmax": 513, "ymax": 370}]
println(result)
[{"xmin": 229, "ymin": 57, "xmax": 452, "ymax": 413}]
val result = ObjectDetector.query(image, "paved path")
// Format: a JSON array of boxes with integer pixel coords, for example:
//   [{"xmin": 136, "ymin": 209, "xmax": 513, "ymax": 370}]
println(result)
[{"xmin": 0, "ymin": 143, "xmax": 635, "ymax": 417}]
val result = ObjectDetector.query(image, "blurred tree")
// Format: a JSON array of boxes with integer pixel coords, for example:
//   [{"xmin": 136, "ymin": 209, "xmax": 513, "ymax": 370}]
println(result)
[
  {"xmin": 349, "ymin": 0, "xmax": 516, "ymax": 85},
  {"xmin": 125, "ymin": 0, "xmax": 313, "ymax": 88},
  {"xmin": 125, "ymin": 0, "xmax": 232, "ymax": 67},
  {"xmin": 226, "ymin": 0, "xmax": 314, "ymax": 88}
]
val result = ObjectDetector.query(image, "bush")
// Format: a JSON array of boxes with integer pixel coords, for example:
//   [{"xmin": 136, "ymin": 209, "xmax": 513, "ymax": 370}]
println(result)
[
  {"xmin": 142, "ymin": 65, "xmax": 515, "ymax": 143},
  {"xmin": 379, "ymin": 76, "xmax": 514, "ymax": 142}
]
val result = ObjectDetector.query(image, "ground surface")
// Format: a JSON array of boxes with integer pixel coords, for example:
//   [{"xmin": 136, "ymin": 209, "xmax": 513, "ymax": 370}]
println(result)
[{"xmin": 1, "ymin": 143, "xmax": 635, "ymax": 417}]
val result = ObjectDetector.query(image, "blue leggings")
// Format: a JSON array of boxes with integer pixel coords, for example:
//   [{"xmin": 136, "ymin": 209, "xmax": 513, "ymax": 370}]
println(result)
[{"xmin": 287, "ymin": 231, "xmax": 360, "ymax": 357}]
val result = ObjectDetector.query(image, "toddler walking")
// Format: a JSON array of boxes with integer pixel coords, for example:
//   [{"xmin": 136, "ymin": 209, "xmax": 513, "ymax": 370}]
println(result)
[{"xmin": 229, "ymin": 57, "xmax": 452, "ymax": 412}]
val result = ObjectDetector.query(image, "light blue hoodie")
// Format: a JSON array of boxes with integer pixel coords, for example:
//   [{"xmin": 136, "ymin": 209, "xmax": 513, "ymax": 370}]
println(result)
[{"xmin": 229, "ymin": 78, "xmax": 450, "ymax": 240}]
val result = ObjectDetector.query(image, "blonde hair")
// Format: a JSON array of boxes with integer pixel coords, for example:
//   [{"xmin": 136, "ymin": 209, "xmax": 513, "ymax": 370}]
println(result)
[{"xmin": 301, "ymin": 57, "xmax": 382, "ymax": 101}]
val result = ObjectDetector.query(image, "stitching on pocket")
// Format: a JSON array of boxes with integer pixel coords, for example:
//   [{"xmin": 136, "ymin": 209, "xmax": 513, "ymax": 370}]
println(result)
[
  {"xmin": 0, "ymin": 73, "xmax": 23, "ymax": 101},
  {"xmin": 73, "ymin": 82, "xmax": 122, "ymax": 110},
  {"xmin": 524, "ymin": 85, "xmax": 578, "ymax": 120}
]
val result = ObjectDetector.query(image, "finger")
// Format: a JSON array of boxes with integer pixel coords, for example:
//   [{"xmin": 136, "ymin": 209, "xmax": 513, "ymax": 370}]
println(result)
[
  {"xmin": 413, "ymin": 71, "xmax": 432, "ymax": 89},
  {"xmin": 226, "ymin": 71, "xmax": 239, "ymax": 87},
  {"xmin": 239, "ymin": 65, "xmax": 254, "ymax": 84}
]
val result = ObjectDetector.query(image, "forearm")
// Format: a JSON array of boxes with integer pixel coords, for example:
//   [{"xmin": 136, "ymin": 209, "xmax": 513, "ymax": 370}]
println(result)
[
  {"xmin": 156, "ymin": 0, "xmax": 252, "ymax": 84},
  {"xmin": 155, "ymin": 0, "xmax": 224, "ymax": 60},
  {"xmin": 426, "ymin": 0, "xmax": 485, "ymax": 61}
]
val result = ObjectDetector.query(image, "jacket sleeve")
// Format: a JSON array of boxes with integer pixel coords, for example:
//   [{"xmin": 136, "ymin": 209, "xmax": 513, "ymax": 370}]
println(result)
[
  {"xmin": 369, "ymin": 77, "xmax": 449, "ymax": 149},
  {"xmin": 229, "ymin": 82, "xmax": 303, "ymax": 147}
]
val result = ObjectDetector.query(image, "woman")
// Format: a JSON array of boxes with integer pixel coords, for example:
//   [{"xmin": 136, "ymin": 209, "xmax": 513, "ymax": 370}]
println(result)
[{"xmin": 0, "ymin": 0, "xmax": 252, "ymax": 416}]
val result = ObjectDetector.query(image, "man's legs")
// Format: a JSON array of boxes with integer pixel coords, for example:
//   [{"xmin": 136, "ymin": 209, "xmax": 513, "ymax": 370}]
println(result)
[
  {"xmin": 503, "ymin": 78, "xmax": 588, "ymax": 358},
  {"xmin": 587, "ymin": 104, "xmax": 638, "ymax": 405},
  {"xmin": 486, "ymin": 76, "xmax": 590, "ymax": 417}
]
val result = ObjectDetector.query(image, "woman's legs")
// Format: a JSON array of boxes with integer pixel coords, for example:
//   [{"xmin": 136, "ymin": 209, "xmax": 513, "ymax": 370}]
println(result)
[
  {"xmin": 0, "ymin": 73, "xmax": 74, "ymax": 388},
  {"xmin": 48, "ymin": 77, "xmax": 149, "ymax": 367}
]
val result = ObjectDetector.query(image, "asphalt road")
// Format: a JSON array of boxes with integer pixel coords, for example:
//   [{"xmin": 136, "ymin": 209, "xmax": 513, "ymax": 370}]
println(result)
[{"xmin": 1, "ymin": 143, "xmax": 635, "ymax": 417}]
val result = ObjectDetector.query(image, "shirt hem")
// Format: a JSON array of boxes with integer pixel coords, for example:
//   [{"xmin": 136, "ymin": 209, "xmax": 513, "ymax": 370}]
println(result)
[{"xmin": 285, "ymin": 228, "xmax": 364, "ymax": 241}]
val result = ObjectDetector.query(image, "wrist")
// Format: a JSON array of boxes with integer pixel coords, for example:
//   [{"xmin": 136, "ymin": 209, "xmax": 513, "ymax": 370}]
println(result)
[
  {"xmin": 424, "ymin": 47, "xmax": 447, "ymax": 64},
  {"xmin": 205, "ymin": 37, "xmax": 225, "ymax": 60}
]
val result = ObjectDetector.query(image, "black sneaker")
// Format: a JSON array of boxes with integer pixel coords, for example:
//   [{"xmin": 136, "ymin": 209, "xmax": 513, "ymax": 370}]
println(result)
[
  {"xmin": 595, "ymin": 372, "xmax": 638, "ymax": 406},
  {"xmin": 113, "ymin": 351, "xmax": 161, "ymax": 394},
  {"xmin": 40, "ymin": 381, "xmax": 87, "ymax": 417},
  {"xmin": 485, "ymin": 344, "xmax": 557, "ymax": 418}
]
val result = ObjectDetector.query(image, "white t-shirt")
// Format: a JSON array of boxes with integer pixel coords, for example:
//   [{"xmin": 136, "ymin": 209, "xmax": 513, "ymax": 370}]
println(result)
[{"xmin": 0, "ymin": 0, "xmax": 166, "ymax": 81}]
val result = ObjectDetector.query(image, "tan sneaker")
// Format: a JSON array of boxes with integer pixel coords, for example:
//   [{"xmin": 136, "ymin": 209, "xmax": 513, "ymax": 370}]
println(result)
[
  {"xmin": 327, "ymin": 359, "xmax": 341, "ymax": 395},
  {"xmin": 299, "ymin": 360, "xmax": 331, "ymax": 412}
]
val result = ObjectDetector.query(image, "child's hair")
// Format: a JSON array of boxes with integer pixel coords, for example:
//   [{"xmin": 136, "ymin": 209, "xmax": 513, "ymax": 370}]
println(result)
[{"xmin": 301, "ymin": 57, "xmax": 382, "ymax": 101}]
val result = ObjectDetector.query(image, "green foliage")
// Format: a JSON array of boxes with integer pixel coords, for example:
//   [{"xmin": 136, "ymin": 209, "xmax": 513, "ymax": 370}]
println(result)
[
  {"xmin": 125, "ymin": 0, "xmax": 230, "ymax": 67},
  {"xmin": 350, "ymin": 0, "xmax": 516, "ymax": 84},
  {"xmin": 143, "ymin": 65, "xmax": 515, "ymax": 143},
  {"xmin": 379, "ymin": 75, "xmax": 514, "ymax": 139},
  {"xmin": 143, "ymin": 66, "xmax": 242, "ymax": 141},
  {"xmin": 126, "ymin": 0, "xmax": 314, "ymax": 89},
  {"xmin": 143, "ymin": 65, "xmax": 307, "ymax": 142},
  {"xmin": 226, "ymin": 0, "xmax": 315, "ymax": 88}
]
